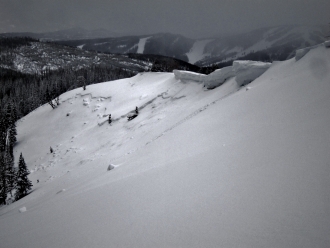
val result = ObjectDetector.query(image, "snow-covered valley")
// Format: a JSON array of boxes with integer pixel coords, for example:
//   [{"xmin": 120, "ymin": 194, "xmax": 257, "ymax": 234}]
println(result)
[{"xmin": 0, "ymin": 43, "xmax": 329, "ymax": 248}]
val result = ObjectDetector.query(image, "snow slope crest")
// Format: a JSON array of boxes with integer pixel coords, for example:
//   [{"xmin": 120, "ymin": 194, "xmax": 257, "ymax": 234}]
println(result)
[{"xmin": 174, "ymin": 60, "xmax": 271, "ymax": 89}]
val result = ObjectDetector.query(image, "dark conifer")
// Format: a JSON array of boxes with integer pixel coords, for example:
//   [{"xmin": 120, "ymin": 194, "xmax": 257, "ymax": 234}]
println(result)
[
  {"xmin": 0, "ymin": 155, "xmax": 7, "ymax": 205},
  {"xmin": 6, "ymin": 162, "xmax": 17, "ymax": 197},
  {"xmin": 8, "ymin": 123, "xmax": 17, "ymax": 157},
  {"xmin": 15, "ymin": 153, "xmax": 32, "ymax": 200},
  {"xmin": 0, "ymin": 117, "xmax": 6, "ymax": 153},
  {"xmin": 5, "ymin": 103, "xmax": 12, "ymax": 129}
]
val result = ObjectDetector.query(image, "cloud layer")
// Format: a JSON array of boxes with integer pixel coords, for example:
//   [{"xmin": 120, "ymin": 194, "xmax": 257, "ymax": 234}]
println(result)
[{"xmin": 0, "ymin": 0, "xmax": 329, "ymax": 38}]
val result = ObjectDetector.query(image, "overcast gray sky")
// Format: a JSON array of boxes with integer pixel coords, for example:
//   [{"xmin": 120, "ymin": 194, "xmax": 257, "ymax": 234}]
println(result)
[{"xmin": 0, "ymin": 0, "xmax": 329, "ymax": 38}]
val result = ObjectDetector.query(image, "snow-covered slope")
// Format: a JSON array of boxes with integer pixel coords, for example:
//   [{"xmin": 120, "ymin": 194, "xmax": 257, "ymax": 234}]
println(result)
[
  {"xmin": 0, "ymin": 44, "xmax": 330, "ymax": 248},
  {"xmin": 185, "ymin": 39, "xmax": 213, "ymax": 64}
]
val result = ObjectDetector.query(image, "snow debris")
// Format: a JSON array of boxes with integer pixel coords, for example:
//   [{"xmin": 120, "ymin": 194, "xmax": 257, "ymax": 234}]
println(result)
[
  {"xmin": 139, "ymin": 94, "xmax": 148, "ymax": 100},
  {"xmin": 19, "ymin": 207, "xmax": 27, "ymax": 213},
  {"xmin": 56, "ymin": 189, "xmax": 66, "ymax": 194},
  {"xmin": 233, "ymin": 60, "xmax": 271, "ymax": 87},
  {"xmin": 83, "ymin": 98, "xmax": 89, "ymax": 106},
  {"xmin": 93, "ymin": 104, "xmax": 101, "ymax": 112}
]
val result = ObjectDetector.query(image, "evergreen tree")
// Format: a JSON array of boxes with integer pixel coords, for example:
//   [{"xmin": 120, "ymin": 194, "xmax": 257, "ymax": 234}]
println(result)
[
  {"xmin": 5, "ymin": 153, "xmax": 16, "ymax": 197},
  {"xmin": 5, "ymin": 103, "xmax": 12, "ymax": 130},
  {"xmin": 0, "ymin": 117, "xmax": 6, "ymax": 153},
  {"xmin": 11, "ymin": 103, "xmax": 18, "ymax": 123},
  {"xmin": 0, "ymin": 155, "xmax": 7, "ymax": 205},
  {"xmin": 1, "ymin": 102, "xmax": 17, "ymax": 158},
  {"xmin": 8, "ymin": 123, "xmax": 17, "ymax": 157},
  {"xmin": 15, "ymin": 153, "xmax": 32, "ymax": 200}
]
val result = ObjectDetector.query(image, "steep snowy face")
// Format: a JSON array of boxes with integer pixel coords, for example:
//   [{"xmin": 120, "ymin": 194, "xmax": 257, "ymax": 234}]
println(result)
[
  {"xmin": 1, "ymin": 45, "xmax": 330, "ymax": 248},
  {"xmin": 233, "ymin": 60, "xmax": 271, "ymax": 86},
  {"xmin": 173, "ymin": 69, "xmax": 207, "ymax": 83},
  {"xmin": 174, "ymin": 60, "xmax": 271, "ymax": 89},
  {"xmin": 12, "ymin": 72, "xmax": 240, "ymax": 184}
]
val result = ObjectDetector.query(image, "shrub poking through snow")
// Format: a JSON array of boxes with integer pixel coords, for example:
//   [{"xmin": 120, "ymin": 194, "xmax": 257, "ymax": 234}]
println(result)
[
  {"xmin": 127, "ymin": 106, "xmax": 139, "ymax": 121},
  {"xmin": 127, "ymin": 113, "xmax": 138, "ymax": 121}
]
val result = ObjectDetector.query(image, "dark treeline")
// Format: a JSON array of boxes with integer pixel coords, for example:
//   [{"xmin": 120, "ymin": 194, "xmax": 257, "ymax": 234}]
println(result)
[
  {"xmin": 0, "ymin": 65, "xmax": 135, "ymax": 119},
  {"xmin": 0, "ymin": 36, "xmax": 38, "ymax": 50},
  {"xmin": 0, "ymin": 100, "xmax": 32, "ymax": 204},
  {"xmin": 0, "ymin": 66, "xmax": 135, "ymax": 205}
]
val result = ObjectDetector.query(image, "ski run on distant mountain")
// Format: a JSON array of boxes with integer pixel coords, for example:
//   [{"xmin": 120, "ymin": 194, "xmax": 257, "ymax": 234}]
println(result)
[{"xmin": 51, "ymin": 25, "xmax": 327, "ymax": 65}]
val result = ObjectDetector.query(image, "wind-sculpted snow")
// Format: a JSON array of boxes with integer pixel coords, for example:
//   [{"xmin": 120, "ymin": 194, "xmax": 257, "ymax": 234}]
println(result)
[
  {"xmin": 174, "ymin": 60, "xmax": 271, "ymax": 89},
  {"xmin": 233, "ymin": 60, "xmax": 271, "ymax": 86},
  {"xmin": 204, "ymin": 66, "xmax": 236, "ymax": 89},
  {"xmin": 173, "ymin": 69, "xmax": 206, "ymax": 83},
  {"xmin": 295, "ymin": 43, "xmax": 327, "ymax": 61}
]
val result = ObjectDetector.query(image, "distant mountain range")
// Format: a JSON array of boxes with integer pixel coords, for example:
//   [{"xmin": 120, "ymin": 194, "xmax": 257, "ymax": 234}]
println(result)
[
  {"xmin": 55, "ymin": 25, "xmax": 327, "ymax": 66},
  {"xmin": 1, "ymin": 25, "xmax": 327, "ymax": 67},
  {"xmin": 0, "ymin": 27, "xmax": 123, "ymax": 41},
  {"xmin": 0, "ymin": 37, "xmax": 199, "ymax": 75}
]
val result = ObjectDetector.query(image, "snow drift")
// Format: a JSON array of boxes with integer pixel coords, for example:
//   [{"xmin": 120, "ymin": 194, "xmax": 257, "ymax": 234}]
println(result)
[
  {"xmin": 232, "ymin": 60, "xmax": 271, "ymax": 86},
  {"xmin": 173, "ymin": 69, "xmax": 206, "ymax": 83},
  {"xmin": 0, "ymin": 45, "xmax": 330, "ymax": 248},
  {"xmin": 203, "ymin": 66, "xmax": 235, "ymax": 89},
  {"xmin": 174, "ymin": 60, "xmax": 271, "ymax": 89}
]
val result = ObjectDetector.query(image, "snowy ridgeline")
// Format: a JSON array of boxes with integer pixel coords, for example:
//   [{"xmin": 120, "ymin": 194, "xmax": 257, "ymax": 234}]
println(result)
[
  {"xmin": 295, "ymin": 41, "xmax": 330, "ymax": 61},
  {"xmin": 174, "ymin": 60, "xmax": 271, "ymax": 89},
  {"xmin": 176, "ymin": 40, "xmax": 330, "ymax": 89}
]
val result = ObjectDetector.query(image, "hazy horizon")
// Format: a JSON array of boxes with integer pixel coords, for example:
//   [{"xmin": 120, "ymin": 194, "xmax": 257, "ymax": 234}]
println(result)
[{"xmin": 0, "ymin": 0, "xmax": 329, "ymax": 39}]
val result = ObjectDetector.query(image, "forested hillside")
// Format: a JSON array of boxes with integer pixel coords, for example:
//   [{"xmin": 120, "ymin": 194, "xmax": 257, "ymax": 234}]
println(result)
[{"xmin": 0, "ymin": 36, "xmax": 204, "ymax": 205}]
